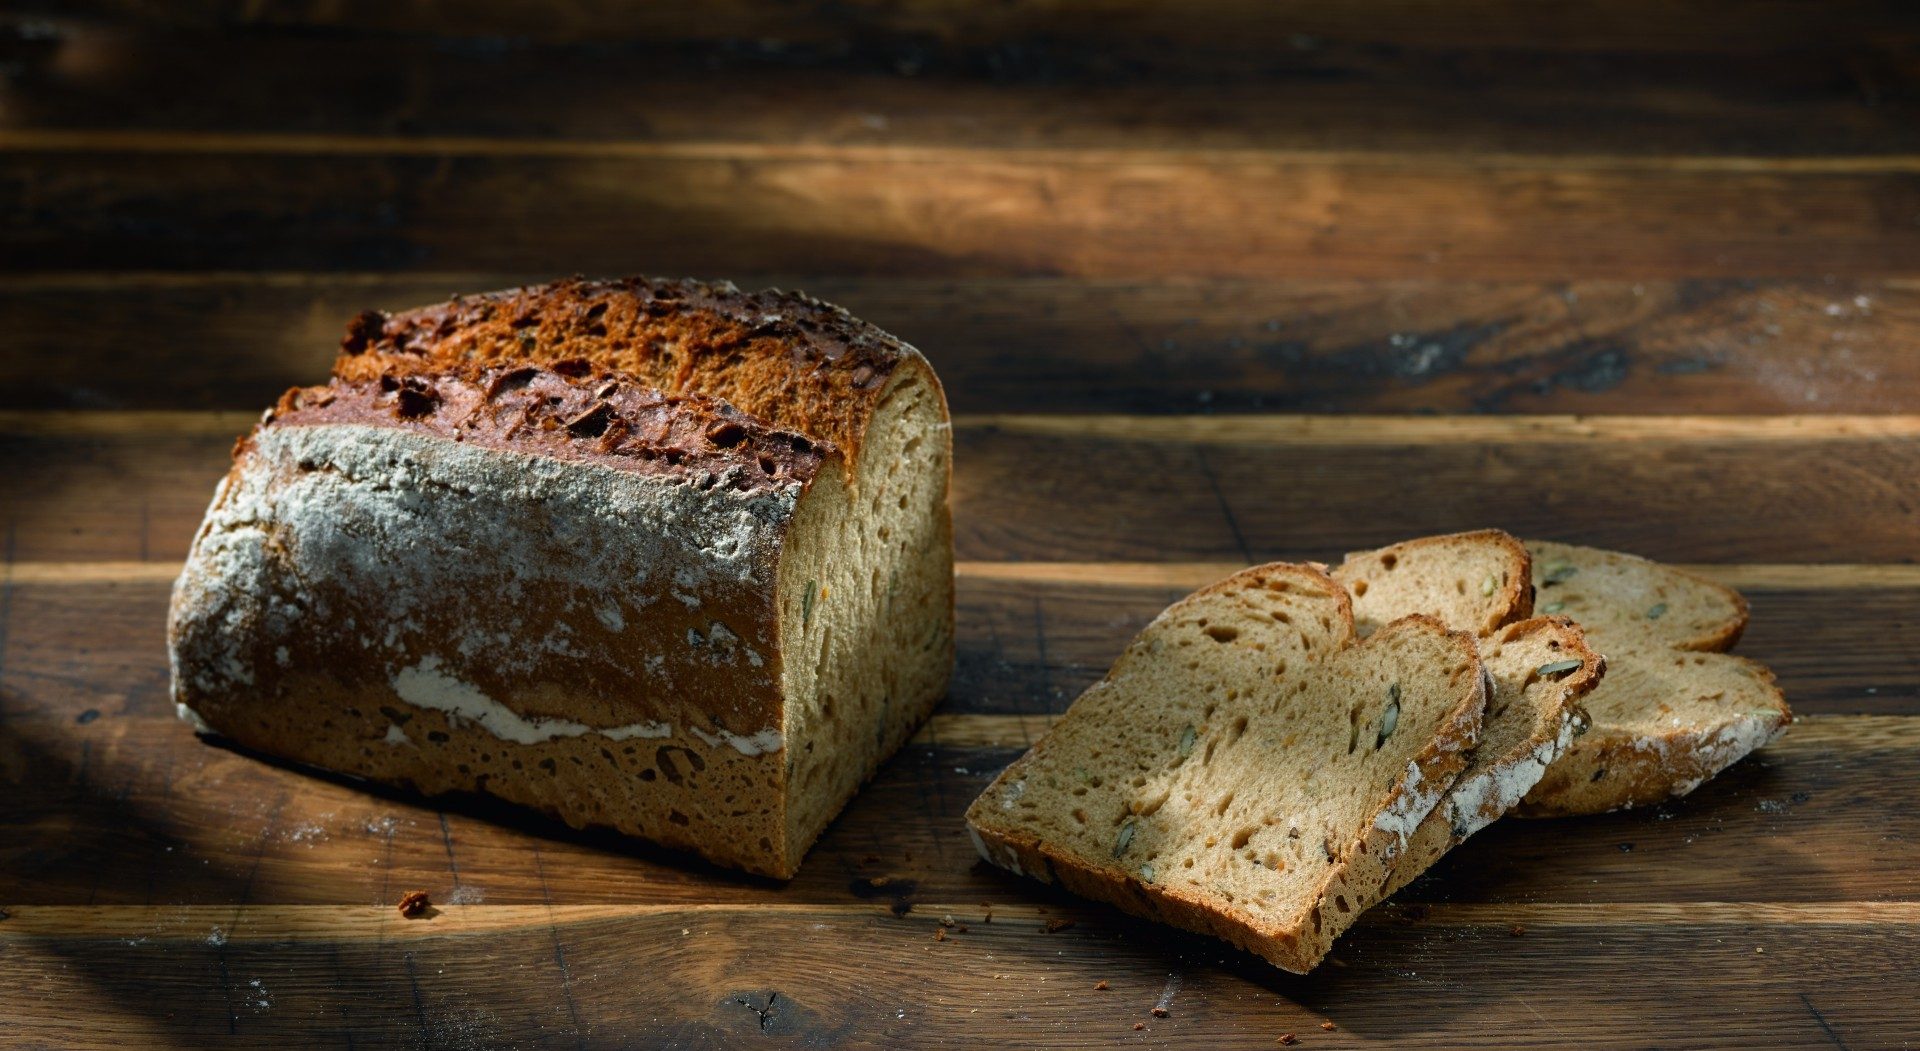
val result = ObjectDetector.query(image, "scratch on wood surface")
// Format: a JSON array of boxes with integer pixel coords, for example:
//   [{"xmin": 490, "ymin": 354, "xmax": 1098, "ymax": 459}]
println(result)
[
  {"xmin": 436, "ymin": 812, "xmax": 462, "ymax": 890},
  {"xmin": 533, "ymin": 843, "xmax": 590, "ymax": 1049},
  {"xmin": 1193, "ymin": 446, "xmax": 1254, "ymax": 564},
  {"xmin": 1798, "ymin": 992, "xmax": 1852, "ymax": 1050}
]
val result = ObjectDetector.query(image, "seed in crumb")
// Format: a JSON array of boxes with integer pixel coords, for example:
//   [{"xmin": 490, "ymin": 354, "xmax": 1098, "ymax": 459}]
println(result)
[
  {"xmin": 1094, "ymin": 980, "xmax": 1110, "ymax": 990},
  {"xmin": 1321, "ymin": 1021, "xmax": 1337, "ymax": 1031},
  {"xmin": 1132, "ymin": 1022, "xmax": 1147, "ymax": 1031},
  {"xmin": 1151, "ymin": 1006, "xmax": 1169, "ymax": 1018},
  {"xmin": 1279, "ymin": 1035, "xmax": 1299, "ymax": 1046},
  {"xmin": 397, "ymin": 890, "xmax": 431, "ymax": 918},
  {"xmin": 1509, "ymin": 924, "xmax": 1526, "ymax": 937}
]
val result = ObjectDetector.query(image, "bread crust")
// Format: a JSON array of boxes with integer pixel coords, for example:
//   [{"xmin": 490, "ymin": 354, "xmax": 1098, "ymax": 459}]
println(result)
[
  {"xmin": 172, "ymin": 280, "xmax": 956, "ymax": 878},
  {"xmin": 333, "ymin": 275, "xmax": 927, "ymax": 468},
  {"xmin": 967, "ymin": 564, "xmax": 1487, "ymax": 973},
  {"xmin": 1516, "ymin": 655, "xmax": 1788, "ymax": 817},
  {"xmin": 1380, "ymin": 616, "xmax": 1603, "ymax": 897}
]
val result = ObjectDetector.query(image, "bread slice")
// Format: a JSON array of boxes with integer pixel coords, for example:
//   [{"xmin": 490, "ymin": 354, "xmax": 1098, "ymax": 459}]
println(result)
[
  {"xmin": 1379, "ymin": 617, "xmax": 1600, "ymax": 896},
  {"xmin": 1515, "ymin": 541, "xmax": 1791, "ymax": 816},
  {"xmin": 965, "ymin": 563, "xmax": 1486, "ymax": 973},
  {"xmin": 1330, "ymin": 531, "xmax": 1601, "ymax": 896},
  {"xmin": 1332, "ymin": 528, "xmax": 1535, "ymax": 638},
  {"xmin": 170, "ymin": 279, "xmax": 955, "ymax": 878}
]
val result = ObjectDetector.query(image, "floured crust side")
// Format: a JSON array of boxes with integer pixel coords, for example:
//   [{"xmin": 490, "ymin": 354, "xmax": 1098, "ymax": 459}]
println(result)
[
  {"xmin": 1380, "ymin": 616, "xmax": 1603, "ymax": 897},
  {"xmin": 170, "ymin": 370, "xmax": 811, "ymax": 873}
]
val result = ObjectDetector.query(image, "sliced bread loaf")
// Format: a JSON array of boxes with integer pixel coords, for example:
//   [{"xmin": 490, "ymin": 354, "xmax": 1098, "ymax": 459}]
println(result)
[
  {"xmin": 965, "ymin": 563, "xmax": 1486, "ymax": 973},
  {"xmin": 1331, "ymin": 531, "xmax": 1602, "ymax": 896},
  {"xmin": 1516, "ymin": 541, "xmax": 1791, "ymax": 816}
]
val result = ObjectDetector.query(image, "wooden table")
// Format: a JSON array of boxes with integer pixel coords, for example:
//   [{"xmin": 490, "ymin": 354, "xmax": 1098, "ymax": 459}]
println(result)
[{"xmin": 4, "ymin": 4, "xmax": 1918, "ymax": 1047}]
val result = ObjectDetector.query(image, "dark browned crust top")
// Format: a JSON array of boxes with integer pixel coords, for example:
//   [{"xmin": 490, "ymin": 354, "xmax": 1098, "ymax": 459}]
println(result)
[
  {"xmin": 266, "ymin": 365, "xmax": 829, "ymax": 493},
  {"xmin": 331, "ymin": 276, "xmax": 927, "ymax": 462}
]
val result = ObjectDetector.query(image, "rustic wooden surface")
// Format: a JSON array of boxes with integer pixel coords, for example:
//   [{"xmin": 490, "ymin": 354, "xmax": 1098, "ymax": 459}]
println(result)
[{"xmin": 3, "ymin": 3, "xmax": 1918, "ymax": 1047}]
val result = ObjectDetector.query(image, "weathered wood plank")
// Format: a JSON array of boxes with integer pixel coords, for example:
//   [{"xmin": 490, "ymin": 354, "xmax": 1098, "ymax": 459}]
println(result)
[
  {"xmin": 8, "ymin": 22, "xmax": 1916, "ymax": 160},
  {"xmin": 2, "ymin": 563, "xmax": 1913, "ymax": 913},
  {"xmin": 9, "ymin": 414, "xmax": 1920, "ymax": 564},
  {"xmin": 26, "ymin": 0, "xmax": 1920, "ymax": 54},
  {"xmin": 0, "ymin": 566, "xmax": 1911, "ymax": 724},
  {"xmin": 2, "ymin": 898, "xmax": 1915, "ymax": 1048},
  {"xmin": 7, "ymin": 146, "xmax": 1919, "ymax": 279},
  {"xmin": 3, "ymin": 274, "xmax": 1914, "ymax": 414},
  {"xmin": 5, "ymin": 564, "xmax": 1912, "ymax": 722}
]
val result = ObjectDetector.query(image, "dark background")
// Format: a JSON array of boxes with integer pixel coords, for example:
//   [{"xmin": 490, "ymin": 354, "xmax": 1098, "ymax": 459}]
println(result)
[{"xmin": 1, "ymin": 3, "xmax": 1917, "ymax": 1047}]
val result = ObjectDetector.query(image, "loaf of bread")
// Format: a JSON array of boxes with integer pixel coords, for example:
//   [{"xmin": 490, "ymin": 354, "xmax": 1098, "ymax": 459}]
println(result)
[
  {"xmin": 1516, "ymin": 541, "xmax": 1790, "ymax": 816},
  {"xmin": 966, "ymin": 563, "xmax": 1487, "ymax": 973},
  {"xmin": 169, "ymin": 278, "xmax": 954, "ymax": 878},
  {"xmin": 1331, "ymin": 531, "xmax": 1603, "ymax": 897}
]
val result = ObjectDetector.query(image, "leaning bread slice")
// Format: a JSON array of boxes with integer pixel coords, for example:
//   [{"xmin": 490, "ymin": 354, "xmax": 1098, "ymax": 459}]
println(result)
[
  {"xmin": 1331, "ymin": 531, "xmax": 1601, "ymax": 895},
  {"xmin": 1517, "ymin": 541, "xmax": 1790, "ymax": 816},
  {"xmin": 1379, "ymin": 617, "xmax": 1600, "ymax": 896},
  {"xmin": 965, "ymin": 563, "xmax": 1486, "ymax": 974}
]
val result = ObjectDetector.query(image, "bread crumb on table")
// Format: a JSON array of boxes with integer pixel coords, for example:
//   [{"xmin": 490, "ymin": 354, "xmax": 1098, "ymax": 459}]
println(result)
[
  {"xmin": 1509, "ymin": 924, "xmax": 1526, "ymax": 937},
  {"xmin": 397, "ymin": 890, "xmax": 432, "ymax": 918},
  {"xmin": 1150, "ymin": 1006, "xmax": 1170, "ymax": 1018},
  {"xmin": 1094, "ymin": 980, "xmax": 1110, "ymax": 991},
  {"xmin": 1279, "ymin": 1035, "xmax": 1299, "ymax": 1046},
  {"xmin": 1321, "ymin": 1020, "xmax": 1337, "ymax": 1031},
  {"xmin": 1132, "ymin": 1022, "xmax": 1147, "ymax": 1031}
]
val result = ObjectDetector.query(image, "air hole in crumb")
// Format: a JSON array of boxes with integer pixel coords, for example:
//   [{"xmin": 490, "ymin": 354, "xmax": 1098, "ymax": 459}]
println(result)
[
  {"xmin": 1350, "ymin": 580, "xmax": 1368, "ymax": 597},
  {"xmin": 1380, "ymin": 554, "xmax": 1398, "ymax": 571},
  {"xmin": 1204, "ymin": 625, "xmax": 1239, "ymax": 643},
  {"xmin": 1231, "ymin": 827, "xmax": 1254, "ymax": 849},
  {"xmin": 1215, "ymin": 792, "xmax": 1235, "ymax": 816}
]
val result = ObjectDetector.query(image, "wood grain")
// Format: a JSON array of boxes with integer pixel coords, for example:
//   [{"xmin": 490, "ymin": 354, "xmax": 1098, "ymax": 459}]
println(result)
[
  {"xmin": 3, "ymin": 274, "xmax": 1915, "ymax": 414},
  {"xmin": 9, "ymin": 412, "xmax": 1920, "ymax": 563},
  {"xmin": 9, "ymin": 22, "xmax": 1917, "ymax": 160},
  {"xmin": 1, "ymin": 703, "xmax": 1912, "ymax": 909},
  {"xmin": 29, "ymin": 0, "xmax": 1920, "ymax": 53},
  {"xmin": 2, "ymin": 887, "xmax": 1915, "ymax": 1047},
  {"xmin": 3, "ymin": 568, "xmax": 1912, "ymax": 727},
  {"xmin": 8, "ymin": 145, "xmax": 1920, "ymax": 279}
]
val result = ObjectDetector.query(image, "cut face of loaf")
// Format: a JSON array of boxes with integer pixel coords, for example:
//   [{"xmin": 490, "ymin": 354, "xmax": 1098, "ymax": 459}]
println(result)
[
  {"xmin": 1517, "ymin": 541, "xmax": 1789, "ymax": 816},
  {"xmin": 1333, "ymin": 531, "xmax": 1601, "ymax": 896},
  {"xmin": 169, "ymin": 281, "xmax": 954, "ymax": 879},
  {"xmin": 965, "ymin": 564, "xmax": 1486, "ymax": 974}
]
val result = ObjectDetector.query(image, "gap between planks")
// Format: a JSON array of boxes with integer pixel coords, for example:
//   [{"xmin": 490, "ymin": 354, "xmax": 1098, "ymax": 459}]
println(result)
[
  {"xmin": 11, "ymin": 410, "xmax": 1920, "ymax": 443},
  {"xmin": 3, "ymin": 901, "xmax": 1915, "ymax": 942},
  {"xmin": 8, "ymin": 560, "xmax": 1919, "ymax": 591},
  {"xmin": 7, "ymin": 128, "xmax": 1920, "ymax": 175}
]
